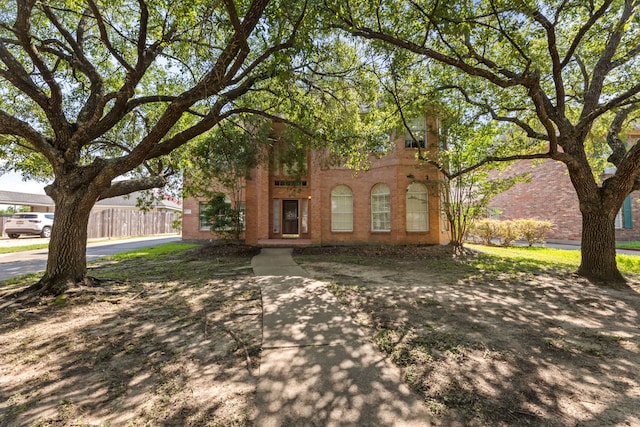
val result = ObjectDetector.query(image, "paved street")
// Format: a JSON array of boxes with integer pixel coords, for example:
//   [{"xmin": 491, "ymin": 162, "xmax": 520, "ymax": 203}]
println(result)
[
  {"xmin": 538, "ymin": 241, "xmax": 640, "ymax": 256},
  {"xmin": 0, "ymin": 235, "xmax": 181, "ymax": 282}
]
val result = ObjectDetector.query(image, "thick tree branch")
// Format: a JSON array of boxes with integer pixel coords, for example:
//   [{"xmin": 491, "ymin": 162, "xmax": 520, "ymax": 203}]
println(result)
[
  {"xmin": 577, "ymin": 83, "xmax": 640, "ymax": 128},
  {"xmin": 86, "ymin": 0, "xmax": 133, "ymax": 71},
  {"xmin": 111, "ymin": 0, "xmax": 271, "ymax": 168},
  {"xmin": 426, "ymin": 151, "xmax": 553, "ymax": 181},
  {"xmin": 581, "ymin": 0, "xmax": 635, "ymax": 118},
  {"xmin": 528, "ymin": 81, "xmax": 560, "ymax": 154},
  {"xmin": 0, "ymin": 43, "xmax": 51, "ymax": 115},
  {"xmin": 15, "ymin": 1, "xmax": 67, "ymax": 136},
  {"xmin": 99, "ymin": 176, "xmax": 168, "ymax": 200},
  {"xmin": 606, "ymin": 105, "xmax": 638, "ymax": 166},
  {"xmin": 136, "ymin": 0, "xmax": 149, "ymax": 65},
  {"xmin": 0, "ymin": 110, "xmax": 57, "ymax": 162},
  {"xmin": 560, "ymin": 0, "xmax": 613, "ymax": 67},
  {"xmin": 223, "ymin": 0, "xmax": 249, "ymax": 52},
  {"xmin": 117, "ymin": 0, "xmax": 272, "ymax": 173},
  {"xmin": 606, "ymin": 140, "xmax": 640, "ymax": 201},
  {"xmin": 337, "ymin": 22, "xmax": 528, "ymax": 89},
  {"xmin": 229, "ymin": 1, "xmax": 306, "ymax": 86},
  {"xmin": 144, "ymin": 75, "xmax": 262, "ymax": 163},
  {"xmin": 438, "ymin": 84, "xmax": 550, "ymax": 141},
  {"xmin": 188, "ymin": 0, "xmax": 270, "ymax": 100},
  {"xmin": 532, "ymin": 10, "xmax": 566, "ymax": 117}
]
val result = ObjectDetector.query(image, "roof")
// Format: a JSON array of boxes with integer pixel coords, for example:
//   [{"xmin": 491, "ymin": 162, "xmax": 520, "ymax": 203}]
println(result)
[
  {"xmin": 0, "ymin": 190, "xmax": 182, "ymax": 211},
  {"xmin": 96, "ymin": 192, "xmax": 182, "ymax": 211},
  {"xmin": 0, "ymin": 190, "xmax": 53, "ymax": 207}
]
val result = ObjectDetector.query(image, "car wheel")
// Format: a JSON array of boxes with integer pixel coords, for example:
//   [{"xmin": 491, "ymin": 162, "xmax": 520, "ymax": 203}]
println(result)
[
  {"xmin": 8, "ymin": 233, "xmax": 20, "ymax": 239},
  {"xmin": 40, "ymin": 226, "xmax": 52, "ymax": 238}
]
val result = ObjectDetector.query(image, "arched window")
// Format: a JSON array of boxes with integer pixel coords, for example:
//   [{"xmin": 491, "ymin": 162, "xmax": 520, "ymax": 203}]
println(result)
[
  {"xmin": 371, "ymin": 183, "xmax": 391, "ymax": 231},
  {"xmin": 406, "ymin": 182, "xmax": 429, "ymax": 232},
  {"xmin": 331, "ymin": 185, "xmax": 353, "ymax": 232}
]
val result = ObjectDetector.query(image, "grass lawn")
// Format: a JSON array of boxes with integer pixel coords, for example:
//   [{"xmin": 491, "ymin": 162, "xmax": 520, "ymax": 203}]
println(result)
[
  {"xmin": 0, "ymin": 242, "xmax": 50, "ymax": 254},
  {"xmin": 617, "ymin": 241, "xmax": 640, "ymax": 249},
  {"xmin": 0, "ymin": 235, "xmax": 180, "ymax": 255},
  {"xmin": 468, "ymin": 244, "xmax": 640, "ymax": 275}
]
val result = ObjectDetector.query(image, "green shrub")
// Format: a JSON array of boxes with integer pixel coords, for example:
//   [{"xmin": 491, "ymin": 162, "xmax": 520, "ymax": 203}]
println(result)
[
  {"xmin": 517, "ymin": 219, "xmax": 554, "ymax": 246},
  {"xmin": 470, "ymin": 218, "xmax": 554, "ymax": 247},
  {"xmin": 498, "ymin": 220, "xmax": 521, "ymax": 246},
  {"xmin": 470, "ymin": 219, "xmax": 501, "ymax": 245}
]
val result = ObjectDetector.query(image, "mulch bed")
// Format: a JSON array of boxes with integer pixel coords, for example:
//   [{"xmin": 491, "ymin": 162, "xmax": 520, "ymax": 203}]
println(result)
[
  {"xmin": 294, "ymin": 244, "xmax": 472, "ymax": 259},
  {"xmin": 189, "ymin": 241, "xmax": 474, "ymax": 261},
  {"xmin": 191, "ymin": 242, "xmax": 262, "ymax": 258}
]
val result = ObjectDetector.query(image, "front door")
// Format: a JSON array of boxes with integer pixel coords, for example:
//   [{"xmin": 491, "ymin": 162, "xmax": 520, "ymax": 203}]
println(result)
[{"xmin": 282, "ymin": 200, "xmax": 299, "ymax": 235}]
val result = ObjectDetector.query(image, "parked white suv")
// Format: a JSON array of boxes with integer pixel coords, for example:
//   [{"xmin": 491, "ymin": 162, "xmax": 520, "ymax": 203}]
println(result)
[{"xmin": 5, "ymin": 212, "xmax": 54, "ymax": 239}]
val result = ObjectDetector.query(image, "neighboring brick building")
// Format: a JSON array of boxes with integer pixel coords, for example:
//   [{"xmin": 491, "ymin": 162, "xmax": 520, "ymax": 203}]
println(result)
[
  {"xmin": 488, "ymin": 159, "xmax": 640, "ymax": 242},
  {"xmin": 182, "ymin": 116, "xmax": 450, "ymax": 246}
]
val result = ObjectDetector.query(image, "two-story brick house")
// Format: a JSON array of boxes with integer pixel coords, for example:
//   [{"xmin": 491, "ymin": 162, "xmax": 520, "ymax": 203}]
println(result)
[{"xmin": 182, "ymin": 115, "xmax": 450, "ymax": 246}]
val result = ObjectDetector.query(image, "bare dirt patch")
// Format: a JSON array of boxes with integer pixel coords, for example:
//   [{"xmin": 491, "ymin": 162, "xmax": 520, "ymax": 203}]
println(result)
[
  {"xmin": 0, "ymin": 243, "xmax": 261, "ymax": 426},
  {"xmin": 294, "ymin": 245, "xmax": 640, "ymax": 427}
]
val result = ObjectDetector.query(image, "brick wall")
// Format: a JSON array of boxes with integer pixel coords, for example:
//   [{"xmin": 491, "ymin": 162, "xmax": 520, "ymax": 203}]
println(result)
[
  {"xmin": 182, "ymin": 115, "xmax": 450, "ymax": 246},
  {"xmin": 488, "ymin": 159, "xmax": 640, "ymax": 242},
  {"xmin": 314, "ymin": 156, "xmax": 444, "ymax": 245},
  {"xmin": 181, "ymin": 180, "xmax": 247, "ymax": 241},
  {"xmin": 245, "ymin": 138, "xmax": 448, "ymax": 246},
  {"xmin": 181, "ymin": 197, "xmax": 212, "ymax": 241}
]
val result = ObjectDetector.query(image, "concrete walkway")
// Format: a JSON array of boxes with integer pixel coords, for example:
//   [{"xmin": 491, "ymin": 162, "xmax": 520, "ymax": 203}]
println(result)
[{"xmin": 252, "ymin": 248, "xmax": 431, "ymax": 426}]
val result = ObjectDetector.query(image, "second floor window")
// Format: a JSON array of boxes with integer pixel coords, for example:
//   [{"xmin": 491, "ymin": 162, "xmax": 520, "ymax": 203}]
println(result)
[{"xmin": 405, "ymin": 116, "xmax": 427, "ymax": 148}]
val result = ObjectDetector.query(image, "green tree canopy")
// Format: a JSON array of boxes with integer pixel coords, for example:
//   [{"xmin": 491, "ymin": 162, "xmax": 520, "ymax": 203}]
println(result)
[
  {"xmin": 0, "ymin": 0, "xmax": 384, "ymax": 296},
  {"xmin": 329, "ymin": 0, "xmax": 640, "ymax": 283}
]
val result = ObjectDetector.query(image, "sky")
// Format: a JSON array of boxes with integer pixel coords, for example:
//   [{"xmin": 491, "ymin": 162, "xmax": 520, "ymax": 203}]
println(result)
[{"xmin": 0, "ymin": 171, "xmax": 48, "ymax": 195}]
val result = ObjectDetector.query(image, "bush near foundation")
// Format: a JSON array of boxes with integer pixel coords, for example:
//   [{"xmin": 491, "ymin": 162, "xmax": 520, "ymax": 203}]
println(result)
[{"xmin": 470, "ymin": 219, "xmax": 554, "ymax": 247}]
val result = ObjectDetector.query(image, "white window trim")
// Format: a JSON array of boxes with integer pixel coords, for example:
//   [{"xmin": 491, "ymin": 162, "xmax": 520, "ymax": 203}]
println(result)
[
  {"xmin": 273, "ymin": 199, "xmax": 280, "ymax": 234},
  {"xmin": 301, "ymin": 198, "xmax": 309, "ymax": 234},
  {"xmin": 371, "ymin": 183, "xmax": 391, "ymax": 232},
  {"xmin": 615, "ymin": 208, "xmax": 623, "ymax": 229},
  {"xmin": 199, "ymin": 202, "xmax": 211, "ymax": 231},
  {"xmin": 331, "ymin": 185, "xmax": 354, "ymax": 232},
  {"xmin": 406, "ymin": 182, "xmax": 429, "ymax": 232},
  {"xmin": 405, "ymin": 116, "xmax": 427, "ymax": 149}
]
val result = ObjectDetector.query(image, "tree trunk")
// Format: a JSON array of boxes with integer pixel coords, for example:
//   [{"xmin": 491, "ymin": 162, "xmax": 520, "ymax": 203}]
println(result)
[
  {"xmin": 577, "ymin": 208, "xmax": 625, "ymax": 283},
  {"xmin": 25, "ymin": 190, "xmax": 96, "ymax": 296}
]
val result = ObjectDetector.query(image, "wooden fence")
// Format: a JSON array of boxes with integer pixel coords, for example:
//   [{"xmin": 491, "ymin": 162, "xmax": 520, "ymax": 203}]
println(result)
[
  {"xmin": 1, "ymin": 210, "xmax": 181, "ymax": 239},
  {"xmin": 87, "ymin": 209, "xmax": 180, "ymax": 239}
]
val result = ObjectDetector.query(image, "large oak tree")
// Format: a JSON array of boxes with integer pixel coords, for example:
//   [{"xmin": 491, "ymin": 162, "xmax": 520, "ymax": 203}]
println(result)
[
  {"xmin": 0, "ymin": 0, "xmax": 379, "ymax": 296},
  {"xmin": 329, "ymin": 0, "xmax": 640, "ymax": 283}
]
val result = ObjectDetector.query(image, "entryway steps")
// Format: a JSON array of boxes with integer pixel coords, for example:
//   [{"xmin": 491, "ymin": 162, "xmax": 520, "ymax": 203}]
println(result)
[{"xmin": 256, "ymin": 238, "xmax": 312, "ymax": 247}]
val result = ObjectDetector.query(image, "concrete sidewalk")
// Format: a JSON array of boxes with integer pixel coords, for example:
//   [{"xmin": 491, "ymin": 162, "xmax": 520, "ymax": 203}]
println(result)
[{"xmin": 252, "ymin": 248, "xmax": 430, "ymax": 426}]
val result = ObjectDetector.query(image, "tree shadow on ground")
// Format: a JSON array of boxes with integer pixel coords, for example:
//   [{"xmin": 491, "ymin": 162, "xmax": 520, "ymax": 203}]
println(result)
[
  {"xmin": 0, "ymin": 250, "xmax": 260, "ymax": 426},
  {"xmin": 255, "ymin": 275, "xmax": 431, "ymax": 426},
  {"xmin": 296, "ymin": 249, "xmax": 640, "ymax": 427}
]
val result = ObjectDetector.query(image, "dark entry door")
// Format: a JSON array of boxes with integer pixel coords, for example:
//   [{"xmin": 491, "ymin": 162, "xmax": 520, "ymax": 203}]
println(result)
[{"xmin": 282, "ymin": 200, "xmax": 299, "ymax": 235}]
